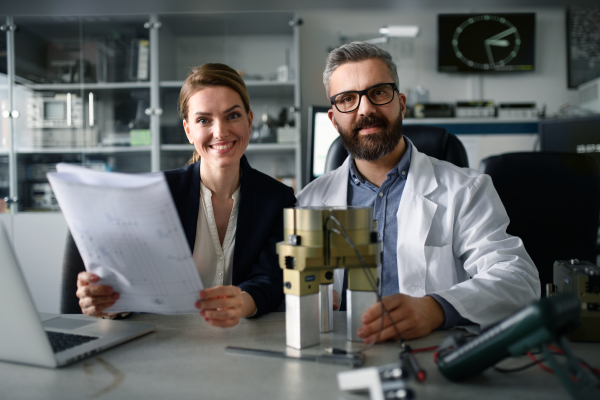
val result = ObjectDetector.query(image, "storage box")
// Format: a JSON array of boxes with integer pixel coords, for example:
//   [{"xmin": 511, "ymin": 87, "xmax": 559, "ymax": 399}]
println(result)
[{"xmin": 277, "ymin": 127, "xmax": 299, "ymax": 143}]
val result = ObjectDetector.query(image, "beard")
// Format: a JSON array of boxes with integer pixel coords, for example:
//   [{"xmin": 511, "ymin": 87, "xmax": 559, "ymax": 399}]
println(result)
[{"xmin": 336, "ymin": 112, "xmax": 403, "ymax": 161}]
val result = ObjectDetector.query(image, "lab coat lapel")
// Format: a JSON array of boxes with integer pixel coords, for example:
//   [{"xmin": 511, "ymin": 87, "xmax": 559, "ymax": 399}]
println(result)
[
  {"xmin": 396, "ymin": 143, "xmax": 438, "ymax": 297},
  {"xmin": 322, "ymin": 156, "xmax": 351, "ymax": 206}
]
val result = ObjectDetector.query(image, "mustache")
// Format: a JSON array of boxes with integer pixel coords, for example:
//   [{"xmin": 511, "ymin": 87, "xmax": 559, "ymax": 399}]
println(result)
[{"xmin": 352, "ymin": 115, "xmax": 388, "ymax": 133}]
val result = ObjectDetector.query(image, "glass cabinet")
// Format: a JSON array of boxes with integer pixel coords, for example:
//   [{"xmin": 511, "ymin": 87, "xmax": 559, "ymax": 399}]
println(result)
[{"xmin": 2, "ymin": 11, "xmax": 301, "ymax": 213}]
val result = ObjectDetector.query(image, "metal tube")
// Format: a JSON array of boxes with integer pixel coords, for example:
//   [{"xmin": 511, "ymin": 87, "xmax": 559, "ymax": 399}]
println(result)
[
  {"xmin": 88, "ymin": 92, "xmax": 94, "ymax": 127},
  {"xmin": 66, "ymin": 93, "xmax": 72, "ymax": 127},
  {"xmin": 285, "ymin": 293, "xmax": 320, "ymax": 349},
  {"xmin": 319, "ymin": 284, "xmax": 333, "ymax": 333},
  {"xmin": 347, "ymin": 289, "xmax": 378, "ymax": 342}
]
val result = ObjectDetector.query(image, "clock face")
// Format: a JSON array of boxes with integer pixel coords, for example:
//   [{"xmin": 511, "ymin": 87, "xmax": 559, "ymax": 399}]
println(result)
[{"xmin": 451, "ymin": 15, "xmax": 521, "ymax": 70}]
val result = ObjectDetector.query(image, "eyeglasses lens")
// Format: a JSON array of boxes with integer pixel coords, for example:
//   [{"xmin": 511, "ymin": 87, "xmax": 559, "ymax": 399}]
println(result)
[{"xmin": 333, "ymin": 84, "xmax": 395, "ymax": 112}]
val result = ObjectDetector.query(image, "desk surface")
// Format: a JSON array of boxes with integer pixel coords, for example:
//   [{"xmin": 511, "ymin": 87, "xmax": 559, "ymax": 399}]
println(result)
[{"xmin": 1, "ymin": 312, "xmax": 598, "ymax": 400}]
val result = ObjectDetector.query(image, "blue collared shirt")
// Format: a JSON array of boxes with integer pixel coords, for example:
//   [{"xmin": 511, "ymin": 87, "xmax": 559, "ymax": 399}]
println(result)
[
  {"xmin": 348, "ymin": 142, "xmax": 412, "ymax": 297},
  {"xmin": 346, "ymin": 140, "xmax": 470, "ymax": 329}
]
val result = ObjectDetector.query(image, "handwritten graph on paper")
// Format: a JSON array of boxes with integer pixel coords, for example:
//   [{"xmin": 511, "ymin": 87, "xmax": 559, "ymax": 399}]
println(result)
[{"xmin": 48, "ymin": 164, "xmax": 204, "ymax": 314}]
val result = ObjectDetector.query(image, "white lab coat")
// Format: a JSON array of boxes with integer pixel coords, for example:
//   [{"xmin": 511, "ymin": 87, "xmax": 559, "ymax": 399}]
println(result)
[{"xmin": 297, "ymin": 140, "xmax": 540, "ymax": 330}]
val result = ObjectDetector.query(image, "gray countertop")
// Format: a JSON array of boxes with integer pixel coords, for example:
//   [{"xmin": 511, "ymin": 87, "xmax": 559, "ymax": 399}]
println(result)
[{"xmin": 0, "ymin": 312, "xmax": 598, "ymax": 400}]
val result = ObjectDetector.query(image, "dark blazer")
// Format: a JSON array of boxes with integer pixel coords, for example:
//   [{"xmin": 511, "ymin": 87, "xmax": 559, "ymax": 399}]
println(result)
[{"xmin": 61, "ymin": 155, "xmax": 296, "ymax": 317}]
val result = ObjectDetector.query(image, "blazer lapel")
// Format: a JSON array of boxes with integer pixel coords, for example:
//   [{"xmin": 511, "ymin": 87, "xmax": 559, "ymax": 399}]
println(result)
[
  {"xmin": 183, "ymin": 160, "xmax": 201, "ymax": 251},
  {"xmin": 232, "ymin": 156, "xmax": 252, "ymax": 284},
  {"xmin": 396, "ymin": 143, "xmax": 438, "ymax": 297}
]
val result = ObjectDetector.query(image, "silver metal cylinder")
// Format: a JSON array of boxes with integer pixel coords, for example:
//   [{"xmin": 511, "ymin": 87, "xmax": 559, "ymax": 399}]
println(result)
[
  {"xmin": 347, "ymin": 289, "xmax": 378, "ymax": 342},
  {"xmin": 285, "ymin": 293, "xmax": 320, "ymax": 349},
  {"xmin": 319, "ymin": 284, "xmax": 333, "ymax": 333}
]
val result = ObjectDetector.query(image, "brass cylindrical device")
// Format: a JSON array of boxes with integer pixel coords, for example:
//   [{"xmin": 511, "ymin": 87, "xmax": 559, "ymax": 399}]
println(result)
[{"xmin": 277, "ymin": 207, "xmax": 381, "ymax": 348}]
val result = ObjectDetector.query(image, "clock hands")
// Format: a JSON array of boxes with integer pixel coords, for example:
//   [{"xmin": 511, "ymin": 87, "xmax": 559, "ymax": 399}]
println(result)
[{"xmin": 484, "ymin": 27, "xmax": 517, "ymax": 66}]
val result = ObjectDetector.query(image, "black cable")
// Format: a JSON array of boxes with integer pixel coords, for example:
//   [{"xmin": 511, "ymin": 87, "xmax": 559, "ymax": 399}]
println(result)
[
  {"xmin": 325, "ymin": 215, "xmax": 405, "ymax": 354},
  {"xmin": 494, "ymin": 360, "xmax": 541, "ymax": 373}
]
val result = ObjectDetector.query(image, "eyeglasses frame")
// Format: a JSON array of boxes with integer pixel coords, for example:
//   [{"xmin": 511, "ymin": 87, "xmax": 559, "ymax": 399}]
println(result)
[{"xmin": 329, "ymin": 82, "xmax": 399, "ymax": 113}]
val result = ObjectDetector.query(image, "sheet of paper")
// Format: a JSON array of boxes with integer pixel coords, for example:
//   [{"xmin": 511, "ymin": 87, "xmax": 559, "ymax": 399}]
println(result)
[{"xmin": 48, "ymin": 163, "xmax": 204, "ymax": 314}]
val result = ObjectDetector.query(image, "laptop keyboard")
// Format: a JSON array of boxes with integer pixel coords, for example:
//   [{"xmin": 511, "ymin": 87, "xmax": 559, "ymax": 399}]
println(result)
[{"xmin": 46, "ymin": 331, "xmax": 99, "ymax": 353}]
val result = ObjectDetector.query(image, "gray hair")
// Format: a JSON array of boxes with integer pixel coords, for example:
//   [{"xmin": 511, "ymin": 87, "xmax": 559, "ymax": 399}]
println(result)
[{"xmin": 323, "ymin": 41, "xmax": 400, "ymax": 98}]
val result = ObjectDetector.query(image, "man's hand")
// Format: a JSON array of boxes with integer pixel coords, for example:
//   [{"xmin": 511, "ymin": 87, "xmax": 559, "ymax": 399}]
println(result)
[
  {"xmin": 333, "ymin": 289, "xmax": 340, "ymax": 311},
  {"xmin": 357, "ymin": 294, "xmax": 445, "ymax": 342}
]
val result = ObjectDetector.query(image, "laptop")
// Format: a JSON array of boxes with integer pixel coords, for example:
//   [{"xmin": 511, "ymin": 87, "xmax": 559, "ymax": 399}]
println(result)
[{"xmin": 0, "ymin": 223, "xmax": 155, "ymax": 368}]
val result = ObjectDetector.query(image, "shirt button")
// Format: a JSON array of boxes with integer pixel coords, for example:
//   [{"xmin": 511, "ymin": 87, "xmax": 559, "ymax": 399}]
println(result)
[
  {"xmin": 218, "ymin": 272, "xmax": 222, "ymax": 277},
  {"xmin": 219, "ymin": 256, "xmax": 223, "ymax": 261},
  {"xmin": 379, "ymin": 192, "xmax": 383, "ymax": 197},
  {"xmin": 401, "ymin": 171, "xmax": 406, "ymax": 176},
  {"xmin": 355, "ymin": 179, "xmax": 359, "ymax": 184}
]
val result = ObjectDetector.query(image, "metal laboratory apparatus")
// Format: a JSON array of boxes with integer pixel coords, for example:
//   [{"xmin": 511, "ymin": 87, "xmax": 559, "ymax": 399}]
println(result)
[{"xmin": 277, "ymin": 207, "xmax": 381, "ymax": 349}]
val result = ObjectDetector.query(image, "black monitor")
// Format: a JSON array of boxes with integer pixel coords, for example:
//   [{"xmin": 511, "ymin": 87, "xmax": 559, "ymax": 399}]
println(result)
[
  {"xmin": 539, "ymin": 116, "xmax": 600, "ymax": 155},
  {"xmin": 307, "ymin": 105, "xmax": 340, "ymax": 182},
  {"xmin": 438, "ymin": 13, "xmax": 536, "ymax": 73}
]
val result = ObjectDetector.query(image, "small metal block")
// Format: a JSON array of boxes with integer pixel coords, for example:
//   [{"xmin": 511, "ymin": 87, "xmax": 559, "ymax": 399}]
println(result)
[{"xmin": 288, "ymin": 234, "xmax": 301, "ymax": 246}]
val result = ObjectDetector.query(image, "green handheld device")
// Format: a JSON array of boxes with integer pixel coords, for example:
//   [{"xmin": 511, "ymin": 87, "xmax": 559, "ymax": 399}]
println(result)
[{"xmin": 437, "ymin": 293, "xmax": 581, "ymax": 381}]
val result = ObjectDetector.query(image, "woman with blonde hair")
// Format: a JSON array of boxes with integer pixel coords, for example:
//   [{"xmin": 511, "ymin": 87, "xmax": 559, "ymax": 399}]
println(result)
[{"xmin": 69, "ymin": 63, "xmax": 296, "ymax": 327}]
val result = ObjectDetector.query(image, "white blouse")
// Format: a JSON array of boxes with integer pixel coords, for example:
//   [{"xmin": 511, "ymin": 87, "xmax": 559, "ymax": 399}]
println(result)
[{"xmin": 192, "ymin": 182, "xmax": 240, "ymax": 288}]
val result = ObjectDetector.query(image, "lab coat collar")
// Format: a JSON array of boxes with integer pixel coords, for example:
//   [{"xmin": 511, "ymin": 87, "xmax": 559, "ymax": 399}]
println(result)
[
  {"xmin": 322, "ymin": 156, "xmax": 351, "ymax": 206},
  {"xmin": 321, "ymin": 137, "xmax": 438, "ymax": 205},
  {"xmin": 404, "ymin": 137, "xmax": 438, "ymax": 197}
]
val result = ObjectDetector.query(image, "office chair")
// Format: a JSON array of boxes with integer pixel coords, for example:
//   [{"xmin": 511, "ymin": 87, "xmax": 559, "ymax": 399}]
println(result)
[
  {"xmin": 60, "ymin": 232, "xmax": 86, "ymax": 314},
  {"xmin": 479, "ymin": 152, "xmax": 600, "ymax": 295},
  {"xmin": 324, "ymin": 124, "xmax": 469, "ymax": 174}
]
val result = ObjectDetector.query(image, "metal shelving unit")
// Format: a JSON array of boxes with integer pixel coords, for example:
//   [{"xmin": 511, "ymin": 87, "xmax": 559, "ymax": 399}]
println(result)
[{"xmin": 1, "ymin": 11, "xmax": 302, "ymax": 214}]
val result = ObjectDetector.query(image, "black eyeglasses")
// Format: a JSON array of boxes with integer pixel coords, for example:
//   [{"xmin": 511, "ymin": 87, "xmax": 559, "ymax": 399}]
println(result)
[{"xmin": 330, "ymin": 83, "xmax": 399, "ymax": 113}]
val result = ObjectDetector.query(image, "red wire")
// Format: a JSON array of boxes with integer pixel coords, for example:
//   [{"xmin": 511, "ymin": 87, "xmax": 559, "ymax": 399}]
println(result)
[
  {"xmin": 546, "ymin": 345, "xmax": 600, "ymax": 376},
  {"xmin": 410, "ymin": 346, "xmax": 438, "ymax": 354},
  {"xmin": 527, "ymin": 351, "xmax": 554, "ymax": 373}
]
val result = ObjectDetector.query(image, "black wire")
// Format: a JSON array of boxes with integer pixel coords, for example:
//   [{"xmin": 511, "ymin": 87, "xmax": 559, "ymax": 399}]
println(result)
[
  {"xmin": 493, "ymin": 347, "xmax": 600, "ymax": 380},
  {"xmin": 494, "ymin": 360, "xmax": 541, "ymax": 373},
  {"xmin": 326, "ymin": 215, "xmax": 405, "ymax": 354}
]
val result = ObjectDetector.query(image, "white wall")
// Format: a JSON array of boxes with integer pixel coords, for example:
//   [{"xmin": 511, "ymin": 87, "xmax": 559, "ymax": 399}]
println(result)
[{"xmin": 298, "ymin": 7, "xmax": 577, "ymax": 181}]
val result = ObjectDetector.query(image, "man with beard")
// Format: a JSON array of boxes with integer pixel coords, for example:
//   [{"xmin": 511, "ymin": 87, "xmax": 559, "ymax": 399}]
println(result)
[{"xmin": 296, "ymin": 42, "xmax": 540, "ymax": 341}]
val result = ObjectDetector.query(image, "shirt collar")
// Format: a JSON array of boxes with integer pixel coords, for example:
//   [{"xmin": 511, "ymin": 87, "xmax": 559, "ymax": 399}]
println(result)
[{"xmin": 349, "ymin": 138, "xmax": 412, "ymax": 185}]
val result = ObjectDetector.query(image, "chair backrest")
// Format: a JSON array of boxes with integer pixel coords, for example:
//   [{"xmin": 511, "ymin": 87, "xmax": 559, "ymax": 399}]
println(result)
[
  {"xmin": 60, "ymin": 232, "xmax": 86, "ymax": 314},
  {"xmin": 479, "ymin": 152, "xmax": 600, "ymax": 294},
  {"xmin": 324, "ymin": 125, "xmax": 469, "ymax": 174}
]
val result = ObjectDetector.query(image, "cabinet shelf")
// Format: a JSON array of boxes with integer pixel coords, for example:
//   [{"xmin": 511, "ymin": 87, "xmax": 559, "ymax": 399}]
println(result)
[
  {"xmin": 17, "ymin": 146, "xmax": 152, "ymax": 154},
  {"xmin": 22, "ymin": 82, "xmax": 151, "ymax": 91},
  {"xmin": 160, "ymin": 80, "xmax": 296, "ymax": 98},
  {"xmin": 161, "ymin": 143, "xmax": 298, "ymax": 152}
]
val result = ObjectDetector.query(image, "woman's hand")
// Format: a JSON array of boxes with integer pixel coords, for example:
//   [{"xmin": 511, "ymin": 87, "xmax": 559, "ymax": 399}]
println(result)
[
  {"xmin": 76, "ymin": 272, "xmax": 120, "ymax": 317},
  {"xmin": 195, "ymin": 286, "xmax": 256, "ymax": 328}
]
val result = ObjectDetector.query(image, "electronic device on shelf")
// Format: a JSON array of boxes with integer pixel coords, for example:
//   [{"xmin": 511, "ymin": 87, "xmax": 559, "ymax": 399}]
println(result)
[
  {"xmin": 412, "ymin": 103, "xmax": 454, "ymax": 118},
  {"xmin": 27, "ymin": 93, "xmax": 83, "ymax": 129},
  {"xmin": 30, "ymin": 183, "xmax": 59, "ymax": 210},
  {"xmin": 455, "ymin": 101, "xmax": 495, "ymax": 118},
  {"xmin": 497, "ymin": 102, "xmax": 538, "ymax": 119},
  {"xmin": 438, "ymin": 13, "xmax": 536, "ymax": 73}
]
